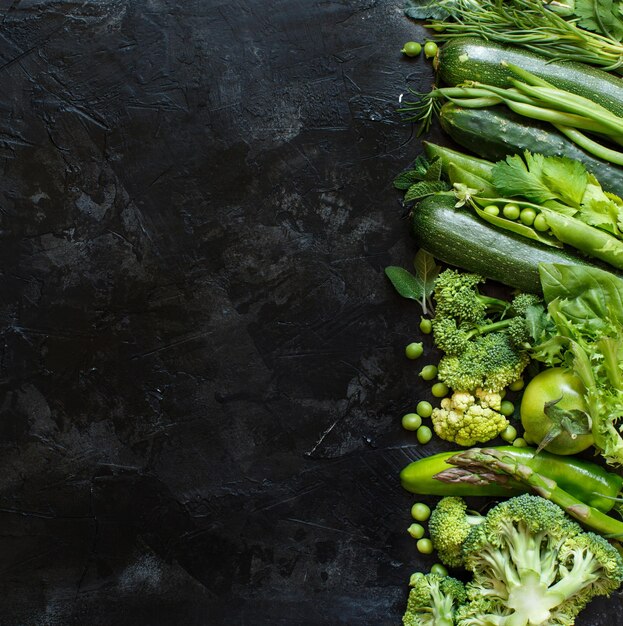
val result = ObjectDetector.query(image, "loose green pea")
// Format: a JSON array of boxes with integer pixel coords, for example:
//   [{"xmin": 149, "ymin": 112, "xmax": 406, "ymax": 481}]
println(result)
[
  {"xmin": 411, "ymin": 502, "xmax": 431, "ymax": 522},
  {"xmin": 402, "ymin": 413, "xmax": 422, "ymax": 431},
  {"xmin": 500, "ymin": 425, "xmax": 517, "ymax": 443},
  {"xmin": 423, "ymin": 41, "xmax": 438, "ymax": 58},
  {"xmin": 520, "ymin": 207, "xmax": 536, "ymax": 226},
  {"xmin": 417, "ymin": 538, "xmax": 434, "ymax": 554},
  {"xmin": 500, "ymin": 400, "xmax": 514, "ymax": 416},
  {"xmin": 509, "ymin": 378, "xmax": 524, "ymax": 392},
  {"xmin": 503, "ymin": 203, "xmax": 520, "ymax": 220},
  {"xmin": 416, "ymin": 400, "xmax": 433, "ymax": 418},
  {"xmin": 431, "ymin": 382, "xmax": 449, "ymax": 398},
  {"xmin": 402, "ymin": 41, "xmax": 422, "ymax": 57},
  {"xmin": 419, "ymin": 365, "xmax": 438, "ymax": 381},
  {"xmin": 417, "ymin": 425, "xmax": 433, "ymax": 444},
  {"xmin": 533, "ymin": 213, "xmax": 549, "ymax": 232},
  {"xmin": 484, "ymin": 204, "xmax": 499, "ymax": 216},
  {"xmin": 408, "ymin": 523, "xmax": 425, "ymax": 539},
  {"xmin": 430, "ymin": 563, "xmax": 448, "ymax": 576},
  {"xmin": 513, "ymin": 437, "xmax": 528, "ymax": 448},
  {"xmin": 405, "ymin": 342, "xmax": 424, "ymax": 360},
  {"xmin": 420, "ymin": 318, "xmax": 432, "ymax": 334}
]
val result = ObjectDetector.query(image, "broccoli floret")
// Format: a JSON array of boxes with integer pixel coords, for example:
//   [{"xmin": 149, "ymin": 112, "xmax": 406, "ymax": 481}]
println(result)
[
  {"xmin": 510, "ymin": 292, "xmax": 543, "ymax": 317},
  {"xmin": 433, "ymin": 269, "xmax": 508, "ymax": 326},
  {"xmin": 432, "ymin": 391, "xmax": 509, "ymax": 447},
  {"xmin": 428, "ymin": 497, "xmax": 485, "ymax": 568},
  {"xmin": 455, "ymin": 494, "xmax": 623, "ymax": 626},
  {"xmin": 403, "ymin": 571, "xmax": 467, "ymax": 626},
  {"xmin": 437, "ymin": 333, "xmax": 529, "ymax": 394},
  {"xmin": 432, "ymin": 317, "xmax": 471, "ymax": 356}
]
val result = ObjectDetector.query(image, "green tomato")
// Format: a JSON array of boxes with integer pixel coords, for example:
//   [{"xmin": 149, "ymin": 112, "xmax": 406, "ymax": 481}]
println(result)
[
  {"xmin": 402, "ymin": 413, "xmax": 422, "ymax": 431},
  {"xmin": 416, "ymin": 400, "xmax": 433, "ymax": 418},
  {"xmin": 520, "ymin": 367, "xmax": 594, "ymax": 455},
  {"xmin": 405, "ymin": 342, "xmax": 424, "ymax": 360},
  {"xmin": 402, "ymin": 41, "xmax": 422, "ymax": 57},
  {"xmin": 411, "ymin": 502, "xmax": 431, "ymax": 522}
]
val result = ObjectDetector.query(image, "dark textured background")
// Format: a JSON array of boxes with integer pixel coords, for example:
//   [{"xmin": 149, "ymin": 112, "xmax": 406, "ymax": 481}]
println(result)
[{"xmin": 0, "ymin": 1, "xmax": 619, "ymax": 624}]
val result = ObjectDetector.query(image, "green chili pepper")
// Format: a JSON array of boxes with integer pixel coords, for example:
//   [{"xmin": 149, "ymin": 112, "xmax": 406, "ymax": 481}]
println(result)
[{"xmin": 399, "ymin": 445, "xmax": 623, "ymax": 513}]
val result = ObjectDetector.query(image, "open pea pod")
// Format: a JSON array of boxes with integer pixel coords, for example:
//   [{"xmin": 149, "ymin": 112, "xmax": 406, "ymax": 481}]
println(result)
[
  {"xmin": 469, "ymin": 196, "xmax": 563, "ymax": 248},
  {"xmin": 541, "ymin": 208, "xmax": 623, "ymax": 270}
]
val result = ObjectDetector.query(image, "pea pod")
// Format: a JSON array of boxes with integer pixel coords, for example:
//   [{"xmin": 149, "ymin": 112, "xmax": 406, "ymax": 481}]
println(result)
[{"xmin": 400, "ymin": 445, "xmax": 623, "ymax": 513}]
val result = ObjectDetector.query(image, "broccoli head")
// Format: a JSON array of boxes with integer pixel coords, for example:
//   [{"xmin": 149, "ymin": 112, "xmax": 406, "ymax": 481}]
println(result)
[
  {"xmin": 437, "ymin": 332, "xmax": 529, "ymax": 393},
  {"xmin": 431, "ymin": 391, "xmax": 508, "ymax": 447},
  {"xmin": 433, "ymin": 270, "xmax": 488, "ymax": 326},
  {"xmin": 428, "ymin": 497, "xmax": 485, "ymax": 568},
  {"xmin": 456, "ymin": 494, "xmax": 623, "ymax": 626},
  {"xmin": 403, "ymin": 571, "xmax": 467, "ymax": 626}
]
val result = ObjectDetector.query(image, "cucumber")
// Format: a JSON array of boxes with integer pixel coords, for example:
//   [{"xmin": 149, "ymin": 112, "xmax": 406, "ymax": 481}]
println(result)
[
  {"xmin": 438, "ymin": 37, "xmax": 623, "ymax": 119},
  {"xmin": 439, "ymin": 103, "xmax": 623, "ymax": 198},
  {"xmin": 412, "ymin": 193, "xmax": 617, "ymax": 292}
]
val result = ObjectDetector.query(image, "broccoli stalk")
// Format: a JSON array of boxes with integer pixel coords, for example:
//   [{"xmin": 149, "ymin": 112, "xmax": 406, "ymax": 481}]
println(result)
[
  {"xmin": 403, "ymin": 572, "xmax": 466, "ymax": 626},
  {"xmin": 438, "ymin": 447, "xmax": 623, "ymax": 539}
]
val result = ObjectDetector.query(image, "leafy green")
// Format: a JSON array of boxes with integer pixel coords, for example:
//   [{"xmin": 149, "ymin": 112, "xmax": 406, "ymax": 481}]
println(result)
[
  {"xmin": 404, "ymin": 180, "xmax": 448, "ymax": 202},
  {"xmin": 385, "ymin": 249, "xmax": 440, "ymax": 314},
  {"xmin": 394, "ymin": 156, "xmax": 450, "ymax": 202},
  {"xmin": 404, "ymin": 0, "xmax": 453, "ymax": 20},
  {"xmin": 574, "ymin": 0, "xmax": 623, "ymax": 41}
]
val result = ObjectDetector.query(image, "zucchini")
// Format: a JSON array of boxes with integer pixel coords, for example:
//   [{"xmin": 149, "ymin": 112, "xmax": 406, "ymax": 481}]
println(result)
[
  {"xmin": 412, "ymin": 193, "xmax": 617, "ymax": 292},
  {"xmin": 438, "ymin": 37, "xmax": 623, "ymax": 119},
  {"xmin": 439, "ymin": 103, "xmax": 623, "ymax": 198}
]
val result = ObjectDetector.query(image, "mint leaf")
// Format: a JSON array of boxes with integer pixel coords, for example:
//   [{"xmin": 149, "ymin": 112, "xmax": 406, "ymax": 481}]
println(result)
[
  {"xmin": 404, "ymin": 180, "xmax": 449, "ymax": 203},
  {"xmin": 385, "ymin": 266, "xmax": 424, "ymax": 301}
]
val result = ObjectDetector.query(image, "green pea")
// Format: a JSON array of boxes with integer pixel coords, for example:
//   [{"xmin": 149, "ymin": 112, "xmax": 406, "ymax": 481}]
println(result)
[
  {"xmin": 408, "ymin": 523, "xmax": 425, "ymax": 539},
  {"xmin": 423, "ymin": 41, "xmax": 438, "ymax": 58},
  {"xmin": 411, "ymin": 502, "xmax": 431, "ymax": 521},
  {"xmin": 509, "ymin": 378, "xmax": 524, "ymax": 392},
  {"xmin": 417, "ymin": 425, "xmax": 433, "ymax": 444},
  {"xmin": 405, "ymin": 341, "xmax": 424, "ymax": 360},
  {"xmin": 402, "ymin": 413, "xmax": 422, "ymax": 431},
  {"xmin": 520, "ymin": 207, "xmax": 537, "ymax": 226},
  {"xmin": 500, "ymin": 425, "xmax": 517, "ymax": 443},
  {"xmin": 402, "ymin": 41, "xmax": 422, "ymax": 57},
  {"xmin": 419, "ymin": 365, "xmax": 438, "ymax": 381},
  {"xmin": 430, "ymin": 563, "xmax": 448, "ymax": 577},
  {"xmin": 431, "ymin": 382, "xmax": 449, "ymax": 398},
  {"xmin": 513, "ymin": 437, "xmax": 528, "ymax": 448},
  {"xmin": 533, "ymin": 213, "xmax": 549, "ymax": 232},
  {"xmin": 416, "ymin": 400, "xmax": 433, "ymax": 418},
  {"xmin": 500, "ymin": 400, "xmax": 514, "ymax": 416},
  {"xmin": 417, "ymin": 538, "xmax": 434, "ymax": 554},
  {"xmin": 503, "ymin": 203, "xmax": 521, "ymax": 220},
  {"xmin": 420, "ymin": 318, "xmax": 432, "ymax": 334},
  {"xmin": 483, "ymin": 204, "xmax": 499, "ymax": 216}
]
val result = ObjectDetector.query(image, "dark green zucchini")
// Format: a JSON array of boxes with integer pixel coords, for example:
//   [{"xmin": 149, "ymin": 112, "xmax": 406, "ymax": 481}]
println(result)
[
  {"xmin": 439, "ymin": 103, "xmax": 623, "ymax": 198},
  {"xmin": 412, "ymin": 193, "xmax": 618, "ymax": 292},
  {"xmin": 438, "ymin": 37, "xmax": 623, "ymax": 119}
]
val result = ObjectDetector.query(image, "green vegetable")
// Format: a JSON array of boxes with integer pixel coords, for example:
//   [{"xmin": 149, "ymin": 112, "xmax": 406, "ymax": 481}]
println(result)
[
  {"xmin": 428, "ymin": 496, "xmax": 484, "ymax": 567},
  {"xmin": 520, "ymin": 367, "xmax": 593, "ymax": 455},
  {"xmin": 500, "ymin": 424, "xmax": 517, "ymax": 442},
  {"xmin": 405, "ymin": 342, "xmax": 424, "ymax": 359},
  {"xmin": 411, "ymin": 193, "xmax": 609, "ymax": 293},
  {"xmin": 429, "ymin": 563, "xmax": 448, "ymax": 577},
  {"xmin": 417, "ymin": 400, "xmax": 433, "ymax": 418},
  {"xmin": 402, "ymin": 413, "xmax": 423, "ymax": 431},
  {"xmin": 440, "ymin": 447, "xmax": 623, "ymax": 536},
  {"xmin": 423, "ymin": 40, "xmax": 438, "ymax": 58},
  {"xmin": 419, "ymin": 364, "xmax": 437, "ymax": 381},
  {"xmin": 512, "ymin": 437, "xmax": 528, "ymax": 447},
  {"xmin": 431, "ymin": 382, "xmax": 449, "ymax": 398},
  {"xmin": 437, "ymin": 104, "xmax": 623, "ymax": 197},
  {"xmin": 417, "ymin": 425, "xmax": 433, "ymax": 444},
  {"xmin": 408, "ymin": 523, "xmax": 426, "ymax": 539},
  {"xmin": 432, "ymin": 390, "xmax": 509, "ymax": 446},
  {"xmin": 399, "ymin": 445, "xmax": 623, "ymax": 513},
  {"xmin": 437, "ymin": 32, "xmax": 623, "ymax": 90},
  {"xmin": 402, "ymin": 572, "xmax": 466, "ymax": 626},
  {"xmin": 456, "ymin": 494, "xmax": 623, "ymax": 624},
  {"xmin": 419, "ymin": 317, "xmax": 432, "ymax": 334},
  {"xmin": 499, "ymin": 400, "xmax": 514, "ymax": 417},
  {"xmin": 411, "ymin": 502, "xmax": 431, "ymax": 521},
  {"xmin": 402, "ymin": 41, "xmax": 422, "ymax": 57}
]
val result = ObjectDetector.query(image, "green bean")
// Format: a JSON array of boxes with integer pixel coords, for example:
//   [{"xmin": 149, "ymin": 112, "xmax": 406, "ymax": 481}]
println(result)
[
  {"xmin": 444, "ymin": 96, "xmax": 503, "ymax": 109},
  {"xmin": 554, "ymin": 124, "xmax": 623, "ymax": 166}
]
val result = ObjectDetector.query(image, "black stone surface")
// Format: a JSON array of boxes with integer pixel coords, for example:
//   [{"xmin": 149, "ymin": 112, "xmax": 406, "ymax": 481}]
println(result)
[{"xmin": 0, "ymin": 1, "xmax": 620, "ymax": 624}]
